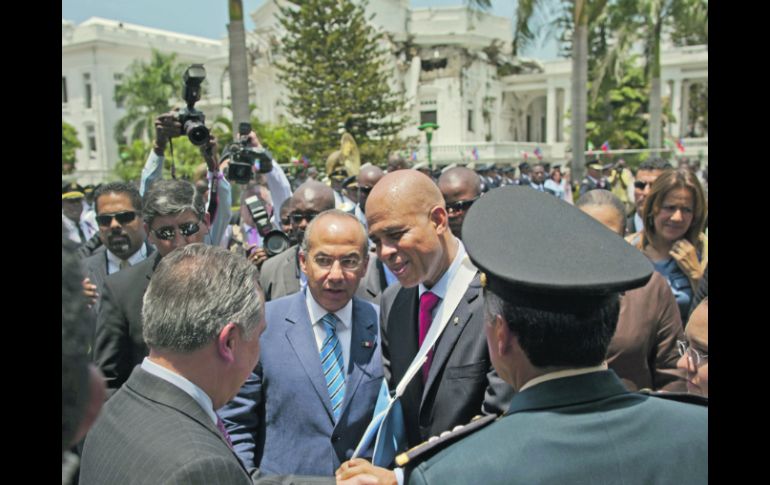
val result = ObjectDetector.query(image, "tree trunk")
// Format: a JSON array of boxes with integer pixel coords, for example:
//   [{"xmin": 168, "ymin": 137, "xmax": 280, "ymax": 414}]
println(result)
[
  {"xmin": 571, "ymin": 4, "xmax": 589, "ymax": 182},
  {"xmin": 647, "ymin": 13, "xmax": 663, "ymax": 149},
  {"xmin": 229, "ymin": 0, "xmax": 251, "ymax": 140}
]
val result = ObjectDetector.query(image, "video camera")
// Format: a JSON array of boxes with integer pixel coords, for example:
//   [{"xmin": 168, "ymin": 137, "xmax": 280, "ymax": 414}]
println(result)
[
  {"xmin": 243, "ymin": 195, "xmax": 290, "ymax": 257},
  {"xmin": 174, "ymin": 64, "xmax": 210, "ymax": 146},
  {"xmin": 226, "ymin": 122, "xmax": 274, "ymax": 185}
]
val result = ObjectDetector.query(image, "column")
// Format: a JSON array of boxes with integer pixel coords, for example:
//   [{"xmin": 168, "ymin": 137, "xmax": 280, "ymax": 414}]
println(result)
[
  {"xmin": 546, "ymin": 85, "xmax": 557, "ymax": 144},
  {"xmin": 680, "ymin": 80, "xmax": 691, "ymax": 138},
  {"xmin": 562, "ymin": 86, "xmax": 571, "ymax": 140},
  {"xmin": 670, "ymin": 78, "xmax": 682, "ymax": 139}
]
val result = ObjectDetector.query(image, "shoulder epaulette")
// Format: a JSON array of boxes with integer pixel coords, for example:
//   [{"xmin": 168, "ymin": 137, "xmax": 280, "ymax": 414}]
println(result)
[
  {"xmin": 638, "ymin": 389, "xmax": 708, "ymax": 407},
  {"xmin": 396, "ymin": 414, "xmax": 498, "ymax": 468}
]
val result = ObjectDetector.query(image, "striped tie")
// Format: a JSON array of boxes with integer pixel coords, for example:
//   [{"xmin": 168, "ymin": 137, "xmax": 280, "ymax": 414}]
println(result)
[{"xmin": 320, "ymin": 313, "xmax": 345, "ymax": 421}]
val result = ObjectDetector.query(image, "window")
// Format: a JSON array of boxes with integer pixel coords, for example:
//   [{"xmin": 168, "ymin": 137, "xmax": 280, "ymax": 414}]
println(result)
[
  {"xmin": 468, "ymin": 110, "xmax": 474, "ymax": 133},
  {"xmin": 62, "ymin": 77, "xmax": 68, "ymax": 104},
  {"xmin": 420, "ymin": 110, "xmax": 437, "ymax": 125},
  {"xmin": 86, "ymin": 125, "xmax": 97, "ymax": 158},
  {"xmin": 114, "ymin": 73, "xmax": 124, "ymax": 108},
  {"xmin": 83, "ymin": 73, "xmax": 92, "ymax": 109}
]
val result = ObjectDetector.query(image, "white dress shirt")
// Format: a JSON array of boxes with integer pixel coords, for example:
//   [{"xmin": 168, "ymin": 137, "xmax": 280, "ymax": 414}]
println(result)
[
  {"xmin": 141, "ymin": 357, "xmax": 218, "ymax": 426},
  {"xmin": 105, "ymin": 243, "xmax": 149, "ymax": 275}
]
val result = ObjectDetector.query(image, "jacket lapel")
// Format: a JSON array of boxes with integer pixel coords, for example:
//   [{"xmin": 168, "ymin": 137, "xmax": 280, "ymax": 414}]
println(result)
[
  {"xmin": 421, "ymin": 275, "xmax": 480, "ymax": 403},
  {"xmin": 337, "ymin": 298, "xmax": 378, "ymax": 421},
  {"xmin": 506, "ymin": 370, "xmax": 630, "ymax": 415},
  {"xmin": 283, "ymin": 292, "xmax": 335, "ymax": 422}
]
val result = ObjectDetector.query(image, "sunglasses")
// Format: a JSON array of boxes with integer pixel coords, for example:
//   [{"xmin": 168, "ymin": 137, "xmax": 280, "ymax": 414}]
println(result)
[
  {"xmin": 96, "ymin": 211, "xmax": 138, "ymax": 227},
  {"xmin": 151, "ymin": 222, "xmax": 201, "ymax": 241},
  {"xmin": 358, "ymin": 186, "xmax": 373, "ymax": 195},
  {"xmin": 445, "ymin": 197, "xmax": 479, "ymax": 215},
  {"xmin": 634, "ymin": 181, "xmax": 652, "ymax": 190},
  {"xmin": 291, "ymin": 212, "xmax": 319, "ymax": 223}
]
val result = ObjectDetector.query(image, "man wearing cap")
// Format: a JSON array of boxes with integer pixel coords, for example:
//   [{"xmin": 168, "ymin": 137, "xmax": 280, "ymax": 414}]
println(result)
[
  {"xmin": 339, "ymin": 186, "xmax": 706, "ymax": 485},
  {"xmin": 579, "ymin": 159, "xmax": 610, "ymax": 195},
  {"xmin": 62, "ymin": 182, "xmax": 98, "ymax": 245},
  {"xmin": 365, "ymin": 170, "xmax": 514, "ymax": 454},
  {"xmin": 516, "ymin": 162, "xmax": 531, "ymax": 186}
]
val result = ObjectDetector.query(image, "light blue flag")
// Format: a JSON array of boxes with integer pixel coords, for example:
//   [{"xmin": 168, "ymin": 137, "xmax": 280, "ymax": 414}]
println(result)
[{"xmin": 353, "ymin": 378, "xmax": 406, "ymax": 467}]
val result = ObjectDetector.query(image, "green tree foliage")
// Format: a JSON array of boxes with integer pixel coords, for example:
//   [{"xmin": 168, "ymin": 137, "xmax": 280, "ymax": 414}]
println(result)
[
  {"xmin": 62, "ymin": 122, "xmax": 82, "ymax": 175},
  {"xmin": 276, "ymin": 0, "xmax": 409, "ymax": 166},
  {"xmin": 114, "ymin": 49, "xmax": 186, "ymax": 144}
]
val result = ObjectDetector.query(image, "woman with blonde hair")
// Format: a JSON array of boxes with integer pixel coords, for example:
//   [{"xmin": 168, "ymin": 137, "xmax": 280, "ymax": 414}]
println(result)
[{"xmin": 627, "ymin": 168, "xmax": 707, "ymax": 320}]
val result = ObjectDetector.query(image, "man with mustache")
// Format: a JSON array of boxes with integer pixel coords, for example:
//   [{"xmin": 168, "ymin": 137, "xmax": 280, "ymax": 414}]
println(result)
[{"xmin": 82, "ymin": 183, "xmax": 154, "ymax": 312}]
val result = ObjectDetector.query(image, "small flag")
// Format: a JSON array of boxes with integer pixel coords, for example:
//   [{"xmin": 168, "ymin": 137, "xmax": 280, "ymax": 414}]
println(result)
[
  {"xmin": 587, "ymin": 141, "xmax": 595, "ymax": 153},
  {"xmin": 600, "ymin": 141, "xmax": 610, "ymax": 152},
  {"xmin": 361, "ymin": 340, "xmax": 374, "ymax": 348},
  {"xmin": 533, "ymin": 146, "xmax": 543, "ymax": 160},
  {"xmin": 411, "ymin": 150, "xmax": 418, "ymax": 161},
  {"xmin": 675, "ymin": 138, "xmax": 685, "ymax": 153},
  {"xmin": 471, "ymin": 147, "xmax": 479, "ymax": 161},
  {"xmin": 301, "ymin": 155, "xmax": 310, "ymax": 167},
  {"xmin": 522, "ymin": 151, "xmax": 529, "ymax": 160}
]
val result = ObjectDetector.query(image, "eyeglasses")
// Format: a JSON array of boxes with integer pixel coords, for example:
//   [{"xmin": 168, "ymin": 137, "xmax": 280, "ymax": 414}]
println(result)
[
  {"xmin": 96, "ymin": 211, "xmax": 138, "ymax": 227},
  {"xmin": 151, "ymin": 222, "xmax": 201, "ymax": 241},
  {"xmin": 313, "ymin": 254, "xmax": 362, "ymax": 271},
  {"xmin": 677, "ymin": 340, "xmax": 708, "ymax": 368},
  {"xmin": 445, "ymin": 197, "xmax": 479, "ymax": 215},
  {"xmin": 634, "ymin": 181, "xmax": 652, "ymax": 190},
  {"xmin": 291, "ymin": 212, "xmax": 319, "ymax": 223}
]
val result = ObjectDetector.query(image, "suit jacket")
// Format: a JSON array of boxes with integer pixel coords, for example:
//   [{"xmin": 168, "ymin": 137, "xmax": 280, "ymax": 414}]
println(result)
[
  {"xmin": 80, "ymin": 366, "xmax": 252, "ymax": 485},
  {"xmin": 407, "ymin": 370, "xmax": 707, "ymax": 485},
  {"xmin": 380, "ymin": 275, "xmax": 514, "ymax": 448},
  {"xmin": 223, "ymin": 292, "xmax": 383, "ymax": 476},
  {"xmin": 80, "ymin": 367, "xmax": 333, "ymax": 485},
  {"xmin": 93, "ymin": 253, "xmax": 160, "ymax": 393},
  {"xmin": 355, "ymin": 256, "xmax": 388, "ymax": 305},
  {"xmin": 607, "ymin": 271, "xmax": 686, "ymax": 392},
  {"xmin": 259, "ymin": 245, "xmax": 301, "ymax": 301}
]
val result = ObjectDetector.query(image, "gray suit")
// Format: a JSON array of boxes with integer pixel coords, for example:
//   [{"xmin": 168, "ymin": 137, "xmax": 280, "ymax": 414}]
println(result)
[
  {"xmin": 259, "ymin": 245, "xmax": 302, "ymax": 301},
  {"xmin": 80, "ymin": 366, "xmax": 333, "ymax": 485},
  {"xmin": 380, "ymin": 274, "xmax": 515, "ymax": 449}
]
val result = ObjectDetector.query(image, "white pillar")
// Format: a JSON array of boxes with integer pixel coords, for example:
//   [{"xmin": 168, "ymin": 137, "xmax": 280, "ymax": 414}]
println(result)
[
  {"xmin": 671, "ymin": 78, "xmax": 682, "ymax": 138},
  {"xmin": 680, "ymin": 80, "xmax": 691, "ymax": 138},
  {"xmin": 546, "ymin": 86, "xmax": 557, "ymax": 144},
  {"xmin": 562, "ymin": 86, "xmax": 571, "ymax": 144}
]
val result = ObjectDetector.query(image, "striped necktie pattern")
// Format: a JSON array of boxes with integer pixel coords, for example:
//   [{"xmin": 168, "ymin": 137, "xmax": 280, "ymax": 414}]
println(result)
[{"xmin": 320, "ymin": 313, "xmax": 345, "ymax": 421}]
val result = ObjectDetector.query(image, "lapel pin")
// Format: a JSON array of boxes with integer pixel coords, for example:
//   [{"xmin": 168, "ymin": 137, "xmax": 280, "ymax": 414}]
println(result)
[
  {"xmin": 453, "ymin": 316, "xmax": 460, "ymax": 325},
  {"xmin": 361, "ymin": 340, "xmax": 374, "ymax": 348}
]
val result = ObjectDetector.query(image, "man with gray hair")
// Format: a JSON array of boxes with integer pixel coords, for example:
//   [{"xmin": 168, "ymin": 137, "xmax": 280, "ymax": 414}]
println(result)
[
  {"xmin": 222, "ymin": 209, "xmax": 382, "ymax": 475},
  {"xmin": 93, "ymin": 179, "xmax": 212, "ymax": 394}
]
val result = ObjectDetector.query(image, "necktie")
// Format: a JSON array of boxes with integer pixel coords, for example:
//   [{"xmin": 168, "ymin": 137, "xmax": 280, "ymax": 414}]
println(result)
[
  {"xmin": 320, "ymin": 313, "xmax": 345, "ymax": 421},
  {"xmin": 216, "ymin": 416, "xmax": 234, "ymax": 450},
  {"xmin": 418, "ymin": 291, "xmax": 441, "ymax": 384},
  {"xmin": 119, "ymin": 259, "xmax": 130, "ymax": 270}
]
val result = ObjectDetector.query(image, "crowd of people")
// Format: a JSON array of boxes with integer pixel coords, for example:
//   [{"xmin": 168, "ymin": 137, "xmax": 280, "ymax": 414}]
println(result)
[{"xmin": 63, "ymin": 113, "xmax": 708, "ymax": 484}]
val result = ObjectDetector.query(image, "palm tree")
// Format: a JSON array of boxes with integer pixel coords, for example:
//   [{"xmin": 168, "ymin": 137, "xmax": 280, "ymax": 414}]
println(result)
[
  {"xmin": 467, "ymin": 0, "xmax": 608, "ymax": 181},
  {"xmin": 228, "ymin": 0, "xmax": 251, "ymax": 142},
  {"xmin": 114, "ymin": 50, "xmax": 185, "ymax": 143}
]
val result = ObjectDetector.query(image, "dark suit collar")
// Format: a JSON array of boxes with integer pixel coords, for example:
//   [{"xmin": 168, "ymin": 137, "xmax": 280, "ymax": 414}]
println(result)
[
  {"xmin": 422, "ymin": 273, "xmax": 481, "ymax": 399},
  {"xmin": 506, "ymin": 370, "xmax": 629, "ymax": 415},
  {"xmin": 340, "ymin": 298, "xmax": 379, "ymax": 418}
]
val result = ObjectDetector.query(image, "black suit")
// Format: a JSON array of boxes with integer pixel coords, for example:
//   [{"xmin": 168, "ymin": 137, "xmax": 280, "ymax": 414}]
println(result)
[
  {"xmin": 380, "ymin": 275, "xmax": 514, "ymax": 448},
  {"xmin": 93, "ymin": 253, "xmax": 160, "ymax": 393}
]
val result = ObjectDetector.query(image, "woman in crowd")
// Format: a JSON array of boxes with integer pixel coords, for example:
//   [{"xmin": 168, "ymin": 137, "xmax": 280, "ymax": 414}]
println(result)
[{"xmin": 627, "ymin": 168, "xmax": 708, "ymax": 320}]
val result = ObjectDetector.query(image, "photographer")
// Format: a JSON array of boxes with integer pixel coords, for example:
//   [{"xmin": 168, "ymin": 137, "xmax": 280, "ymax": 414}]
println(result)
[
  {"xmin": 218, "ymin": 126, "xmax": 293, "ymax": 267},
  {"xmin": 140, "ymin": 112, "xmax": 232, "ymax": 247}
]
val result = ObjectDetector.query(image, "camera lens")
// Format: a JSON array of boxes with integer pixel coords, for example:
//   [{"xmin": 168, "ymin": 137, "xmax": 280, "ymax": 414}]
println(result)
[
  {"xmin": 185, "ymin": 122, "xmax": 210, "ymax": 146},
  {"xmin": 264, "ymin": 230, "xmax": 290, "ymax": 257}
]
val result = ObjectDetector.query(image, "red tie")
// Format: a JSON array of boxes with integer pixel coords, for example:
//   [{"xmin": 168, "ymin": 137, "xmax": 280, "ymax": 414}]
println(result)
[
  {"xmin": 418, "ymin": 291, "xmax": 441, "ymax": 384},
  {"xmin": 216, "ymin": 416, "xmax": 234, "ymax": 450}
]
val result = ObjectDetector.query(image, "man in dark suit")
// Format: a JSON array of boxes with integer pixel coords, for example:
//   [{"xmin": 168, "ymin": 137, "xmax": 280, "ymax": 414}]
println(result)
[
  {"xmin": 81, "ymin": 244, "xmax": 344, "ymax": 485},
  {"xmin": 223, "ymin": 210, "xmax": 382, "ymax": 476},
  {"xmin": 93, "ymin": 179, "xmax": 211, "ymax": 393},
  {"xmin": 339, "ymin": 186, "xmax": 707, "ymax": 485},
  {"xmin": 365, "ymin": 170, "xmax": 514, "ymax": 452},
  {"xmin": 259, "ymin": 180, "xmax": 336, "ymax": 301},
  {"xmin": 579, "ymin": 159, "xmax": 611, "ymax": 195},
  {"xmin": 81, "ymin": 182, "xmax": 154, "ymax": 313}
]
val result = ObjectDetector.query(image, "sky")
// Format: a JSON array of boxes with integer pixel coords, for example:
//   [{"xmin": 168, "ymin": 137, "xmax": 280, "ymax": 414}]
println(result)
[{"xmin": 61, "ymin": 0, "xmax": 561, "ymax": 60}]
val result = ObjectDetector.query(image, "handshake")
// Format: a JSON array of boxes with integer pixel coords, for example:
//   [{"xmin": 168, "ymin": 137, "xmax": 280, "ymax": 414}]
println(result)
[{"xmin": 336, "ymin": 459, "xmax": 396, "ymax": 485}]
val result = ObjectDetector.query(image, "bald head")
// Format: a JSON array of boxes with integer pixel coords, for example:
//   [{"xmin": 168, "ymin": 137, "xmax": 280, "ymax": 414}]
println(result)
[
  {"xmin": 290, "ymin": 180, "xmax": 336, "ymax": 244},
  {"xmin": 438, "ymin": 167, "xmax": 482, "ymax": 240},
  {"xmin": 366, "ymin": 170, "xmax": 456, "ymax": 288},
  {"xmin": 357, "ymin": 165, "xmax": 385, "ymax": 212}
]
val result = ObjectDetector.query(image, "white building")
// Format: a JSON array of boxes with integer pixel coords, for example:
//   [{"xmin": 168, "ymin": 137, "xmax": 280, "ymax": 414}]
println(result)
[{"xmin": 62, "ymin": 1, "xmax": 707, "ymax": 183}]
